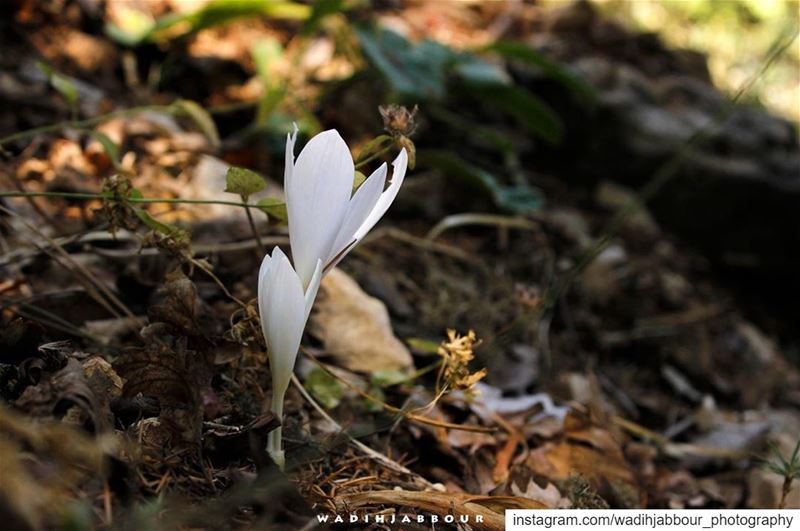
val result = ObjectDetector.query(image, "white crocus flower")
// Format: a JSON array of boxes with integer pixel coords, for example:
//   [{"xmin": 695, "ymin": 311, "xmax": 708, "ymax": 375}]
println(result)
[
  {"xmin": 284, "ymin": 126, "xmax": 408, "ymax": 288},
  {"xmin": 258, "ymin": 246, "xmax": 321, "ymax": 470}
]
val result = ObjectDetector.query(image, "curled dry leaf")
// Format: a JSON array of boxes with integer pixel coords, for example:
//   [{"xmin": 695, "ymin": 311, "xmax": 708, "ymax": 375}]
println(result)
[
  {"xmin": 14, "ymin": 357, "xmax": 114, "ymax": 433},
  {"xmin": 114, "ymin": 270, "xmax": 215, "ymax": 444},
  {"xmin": 525, "ymin": 412, "xmax": 642, "ymax": 508},
  {"xmin": 309, "ymin": 269, "xmax": 413, "ymax": 372},
  {"xmin": 337, "ymin": 489, "xmax": 552, "ymax": 531}
]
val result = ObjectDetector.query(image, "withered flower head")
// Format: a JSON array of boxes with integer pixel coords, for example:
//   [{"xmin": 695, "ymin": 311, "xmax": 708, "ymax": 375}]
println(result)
[
  {"xmin": 97, "ymin": 175, "xmax": 140, "ymax": 235},
  {"xmin": 437, "ymin": 329, "xmax": 487, "ymax": 396},
  {"xmin": 379, "ymin": 104, "xmax": 419, "ymax": 138}
]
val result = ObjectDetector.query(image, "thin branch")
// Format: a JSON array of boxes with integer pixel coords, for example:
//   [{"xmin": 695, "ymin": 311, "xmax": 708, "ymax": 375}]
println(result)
[
  {"xmin": 0, "ymin": 191, "xmax": 255, "ymax": 208},
  {"xmin": 290, "ymin": 373, "xmax": 436, "ymax": 490},
  {"xmin": 0, "ymin": 104, "xmax": 169, "ymax": 147},
  {"xmin": 303, "ymin": 349, "xmax": 496, "ymax": 434}
]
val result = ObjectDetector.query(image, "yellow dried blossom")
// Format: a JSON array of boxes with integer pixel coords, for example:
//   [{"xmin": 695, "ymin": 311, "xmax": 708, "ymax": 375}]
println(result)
[{"xmin": 436, "ymin": 329, "xmax": 487, "ymax": 395}]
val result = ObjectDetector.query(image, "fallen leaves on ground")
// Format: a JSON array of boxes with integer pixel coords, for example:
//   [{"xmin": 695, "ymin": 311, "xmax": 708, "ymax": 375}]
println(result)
[{"xmin": 309, "ymin": 268, "xmax": 414, "ymax": 372}]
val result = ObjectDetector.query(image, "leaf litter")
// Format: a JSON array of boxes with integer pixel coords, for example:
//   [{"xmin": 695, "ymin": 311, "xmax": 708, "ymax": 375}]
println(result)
[{"xmin": 1, "ymin": 0, "xmax": 799, "ymax": 529}]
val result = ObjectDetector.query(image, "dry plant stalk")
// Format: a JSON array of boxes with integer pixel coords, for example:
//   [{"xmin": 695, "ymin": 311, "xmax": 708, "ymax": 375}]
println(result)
[{"xmin": 436, "ymin": 329, "xmax": 487, "ymax": 396}]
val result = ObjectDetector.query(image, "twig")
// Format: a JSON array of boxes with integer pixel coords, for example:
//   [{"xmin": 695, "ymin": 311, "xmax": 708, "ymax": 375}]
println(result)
[
  {"xmin": 303, "ymin": 350, "xmax": 496, "ymax": 434},
  {"xmin": 425, "ymin": 212, "xmax": 539, "ymax": 241},
  {"xmin": 780, "ymin": 477, "xmax": 793, "ymax": 510},
  {"xmin": 354, "ymin": 143, "xmax": 393, "ymax": 170},
  {"xmin": 290, "ymin": 373, "xmax": 436, "ymax": 490},
  {"xmin": 369, "ymin": 227, "xmax": 484, "ymax": 267},
  {"xmin": 0, "ymin": 104, "xmax": 169, "ymax": 147},
  {"xmin": 190, "ymin": 257, "xmax": 247, "ymax": 308},
  {"xmin": 0, "ymin": 190, "xmax": 254, "ymax": 208},
  {"xmin": 0, "ymin": 205, "xmax": 140, "ymax": 326},
  {"xmin": 243, "ymin": 203, "xmax": 265, "ymax": 255}
]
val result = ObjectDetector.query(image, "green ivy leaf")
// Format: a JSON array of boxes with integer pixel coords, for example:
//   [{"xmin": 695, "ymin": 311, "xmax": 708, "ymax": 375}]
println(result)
[
  {"xmin": 468, "ymin": 84, "xmax": 563, "ymax": 146},
  {"xmin": 306, "ymin": 368, "xmax": 343, "ymax": 409},
  {"xmin": 483, "ymin": 41, "xmax": 596, "ymax": 104},
  {"xmin": 417, "ymin": 150, "xmax": 543, "ymax": 214},
  {"xmin": 255, "ymin": 198, "xmax": 287, "ymax": 222},
  {"xmin": 356, "ymin": 26, "xmax": 451, "ymax": 100},
  {"xmin": 452, "ymin": 56, "xmax": 511, "ymax": 86},
  {"xmin": 225, "ymin": 166, "xmax": 265, "ymax": 199}
]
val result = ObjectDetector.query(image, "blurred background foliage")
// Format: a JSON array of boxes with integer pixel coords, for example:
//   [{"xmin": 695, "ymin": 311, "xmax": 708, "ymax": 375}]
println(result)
[{"xmin": 595, "ymin": 0, "xmax": 800, "ymax": 123}]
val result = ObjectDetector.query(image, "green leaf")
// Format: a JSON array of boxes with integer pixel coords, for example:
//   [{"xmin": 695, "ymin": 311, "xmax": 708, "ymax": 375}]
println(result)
[
  {"xmin": 417, "ymin": 150, "xmax": 543, "ymax": 214},
  {"xmin": 171, "ymin": 99, "xmax": 220, "ymax": 149},
  {"xmin": 356, "ymin": 135, "xmax": 393, "ymax": 162},
  {"xmin": 469, "ymin": 84, "xmax": 564, "ymax": 146},
  {"xmin": 225, "ymin": 166, "xmax": 265, "ymax": 199},
  {"xmin": 252, "ymin": 37, "xmax": 284, "ymax": 84},
  {"xmin": 452, "ymin": 56, "xmax": 511, "ymax": 86},
  {"xmin": 255, "ymin": 197, "xmax": 287, "ymax": 222},
  {"xmin": 87, "ymin": 131, "xmax": 123, "ymax": 170},
  {"xmin": 371, "ymin": 369, "xmax": 408, "ymax": 387},
  {"xmin": 405, "ymin": 337, "xmax": 441, "ymax": 354},
  {"xmin": 106, "ymin": 0, "xmax": 310, "ymax": 45},
  {"xmin": 356, "ymin": 26, "xmax": 451, "ymax": 100},
  {"xmin": 352, "ymin": 170, "xmax": 367, "ymax": 193},
  {"xmin": 36, "ymin": 62, "xmax": 78, "ymax": 108},
  {"xmin": 251, "ymin": 38, "xmax": 286, "ymax": 125},
  {"xmin": 365, "ymin": 385, "xmax": 385, "ymax": 413},
  {"xmin": 104, "ymin": 7, "xmax": 154, "ymax": 46},
  {"xmin": 306, "ymin": 368, "xmax": 343, "ymax": 409},
  {"xmin": 134, "ymin": 208, "xmax": 188, "ymax": 239},
  {"xmin": 484, "ymin": 41, "xmax": 596, "ymax": 103},
  {"xmin": 302, "ymin": 0, "xmax": 345, "ymax": 36}
]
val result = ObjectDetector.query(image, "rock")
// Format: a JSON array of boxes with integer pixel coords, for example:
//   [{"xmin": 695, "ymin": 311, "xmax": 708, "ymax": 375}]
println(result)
[{"xmin": 528, "ymin": 9, "xmax": 800, "ymax": 280}]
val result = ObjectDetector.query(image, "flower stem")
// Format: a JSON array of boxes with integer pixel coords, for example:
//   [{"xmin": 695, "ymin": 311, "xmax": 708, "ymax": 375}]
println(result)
[
  {"xmin": 266, "ymin": 391, "xmax": 286, "ymax": 471},
  {"xmin": 354, "ymin": 143, "xmax": 393, "ymax": 169},
  {"xmin": 0, "ymin": 190, "xmax": 255, "ymax": 209},
  {"xmin": 243, "ymin": 203, "xmax": 265, "ymax": 253},
  {"xmin": 0, "ymin": 104, "xmax": 169, "ymax": 148}
]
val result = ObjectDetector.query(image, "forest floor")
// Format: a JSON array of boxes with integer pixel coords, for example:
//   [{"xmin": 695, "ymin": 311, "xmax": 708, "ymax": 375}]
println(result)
[{"xmin": 1, "ymin": 1, "xmax": 799, "ymax": 530}]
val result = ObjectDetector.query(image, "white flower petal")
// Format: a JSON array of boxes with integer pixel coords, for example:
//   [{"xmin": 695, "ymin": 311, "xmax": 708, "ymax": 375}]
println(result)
[
  {"xmin": 259, "ymin": 246, "xmax": 306, "ymax": 399},
  {"xmin": 287, "ymin": 129, "xmax": 354, "ymax": 287},
  {"xmin": 325, "ymin": 149, "xmax": 408, "ymax": 272},
  {"xmin": 327, "ymin": 162, "xmax": 387, "ymax": 265},
  {"xmin": 258, "ymin": 252, "xmax": 272, "ymax": 291},
  {"xmin": 353, "ymin": 148, "xmax": 407, "ymax": 242},
  {"xmin": 283, "ymin": 123, "xmax": 299, "ymax": 204},
  {"xmin": 304, "ymin": 259, "xmax": 323, "ymax": 321}
]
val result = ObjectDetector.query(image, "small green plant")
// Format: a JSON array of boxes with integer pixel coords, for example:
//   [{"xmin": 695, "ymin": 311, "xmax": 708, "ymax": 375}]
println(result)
[{"xmin": 760, "ymin": 439, "xmax": 800, "ymax": 509}]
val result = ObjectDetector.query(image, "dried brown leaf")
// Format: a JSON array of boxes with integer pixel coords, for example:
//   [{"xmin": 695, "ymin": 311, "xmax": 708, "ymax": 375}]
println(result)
[
  {"xmin": 526, "ymin": 412, "xmax": 642, "ymax": 507},
  {"xmin": 309, "ymin": 269, "xmax": 413, "ymax": 372},
  {"xmin": 14, "ymin": 357, "xmax": 113, "ymax": 432}
]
